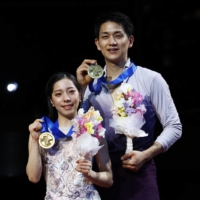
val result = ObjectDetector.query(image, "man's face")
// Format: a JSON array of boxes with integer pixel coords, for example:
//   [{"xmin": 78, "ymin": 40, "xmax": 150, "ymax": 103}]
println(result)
[{"xmin": 95, "ymin": 21, "xmax": 134, "ymax": 64}]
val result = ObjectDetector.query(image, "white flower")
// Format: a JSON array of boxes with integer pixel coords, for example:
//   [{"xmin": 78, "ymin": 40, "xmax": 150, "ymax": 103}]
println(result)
[
  {"xmin": 137, "ymin": 104, "xmax": 147, "ymax": 113},
  {"xmin": 127, "ymin": 97, "xmax": 133, "ymax": 106},
  {"xmin": 98, "ymin": 127, "xmax": 106, "ymax": 138},
  {"xmin": 77, "ymin": 108, "xmax": 84, "ymax": 116},
  {"xmin": 95, "ymin": 110, "xmax": 101, "ymax": 117},
  {"xmin": 114, "ymin": 98, "xmax": 125, "ymax": 107},
  {"xmin": 117, "ymin": 83, "xmax": 132, "ymax": 95}
]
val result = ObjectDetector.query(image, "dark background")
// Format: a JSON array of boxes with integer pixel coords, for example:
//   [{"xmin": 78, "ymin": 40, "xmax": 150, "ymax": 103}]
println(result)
[{"xmin": 0, "ymin": 0, "xmax": 200, "ymax": 199}]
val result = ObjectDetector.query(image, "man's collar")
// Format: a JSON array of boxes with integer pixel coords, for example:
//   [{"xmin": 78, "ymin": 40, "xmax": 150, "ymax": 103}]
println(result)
[{"xmin": 103, "ymin": 58, "xmax": 131, "ymax": 75}]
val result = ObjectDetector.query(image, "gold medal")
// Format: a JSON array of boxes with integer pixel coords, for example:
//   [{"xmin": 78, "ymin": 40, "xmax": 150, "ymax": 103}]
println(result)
[
  {"xmin": 39, "ymin": 132, "xmax": 55, "ymax": 149},
  {"xmin": 88, "ymin": 64, "xmax": 104, "ymax": 79}
]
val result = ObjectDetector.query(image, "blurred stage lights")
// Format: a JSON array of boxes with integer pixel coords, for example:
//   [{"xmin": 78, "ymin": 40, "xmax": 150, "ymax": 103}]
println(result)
[{"xmin": 7, "ymin": 82, "xmax": 18, "ymax": 92}]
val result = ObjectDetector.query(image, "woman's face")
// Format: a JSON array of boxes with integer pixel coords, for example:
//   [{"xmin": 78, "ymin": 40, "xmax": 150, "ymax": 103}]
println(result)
[{"xmin": 50, "ymin": 78, "xmax": 80, "ymax": 120}]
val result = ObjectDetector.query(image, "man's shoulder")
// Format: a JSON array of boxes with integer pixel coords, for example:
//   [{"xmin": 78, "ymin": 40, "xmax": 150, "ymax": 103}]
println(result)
[
  {"xmin": 136, "ymin": 65, "xmax": 159, "ymax": 73},
  {"xmin": 136, "ymin": 65, "xmax": 161, "ymax": 78}
]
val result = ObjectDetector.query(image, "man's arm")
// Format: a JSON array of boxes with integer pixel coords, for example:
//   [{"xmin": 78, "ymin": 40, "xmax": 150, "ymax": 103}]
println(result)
[{"xmin": 121, "ymin": 73, "xmax": 182, "ymax": 171}]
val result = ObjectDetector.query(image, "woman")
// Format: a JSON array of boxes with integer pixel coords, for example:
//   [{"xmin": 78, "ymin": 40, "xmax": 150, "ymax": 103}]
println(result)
[{"xmin": 26, "ymin": 72, "xmax": 113, "ymax": 200}]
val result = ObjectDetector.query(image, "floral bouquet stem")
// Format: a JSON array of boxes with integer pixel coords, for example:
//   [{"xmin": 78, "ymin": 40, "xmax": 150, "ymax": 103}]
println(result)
[
  {"xmin": 126, "ymin": 136, "xmax": 134, "ymax": 154},
  {"xmin": 75, "ymin": 153, "xmax": 93, "ymax": 182}
]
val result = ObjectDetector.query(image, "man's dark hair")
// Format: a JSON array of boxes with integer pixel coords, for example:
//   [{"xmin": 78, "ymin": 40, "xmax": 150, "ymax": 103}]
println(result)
[{"xmin": 94, "ymin": 11, "xmax": 134, "ymax": 39}]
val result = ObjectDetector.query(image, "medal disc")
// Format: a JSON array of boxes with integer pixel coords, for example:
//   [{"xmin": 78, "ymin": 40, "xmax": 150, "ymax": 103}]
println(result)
[
  {"xmin": 88, "ymin": 64, "xmax": 103, "ymax": 79},
  {"xmin": 39, "ymin": 132, "xmax": 55, "ymax": 149}
]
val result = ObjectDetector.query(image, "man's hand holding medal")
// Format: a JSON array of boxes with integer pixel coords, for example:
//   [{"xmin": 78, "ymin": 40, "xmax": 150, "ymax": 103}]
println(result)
[{"xmin": 76, "ymin": 59, "xmax": 104, "ymax": 86}]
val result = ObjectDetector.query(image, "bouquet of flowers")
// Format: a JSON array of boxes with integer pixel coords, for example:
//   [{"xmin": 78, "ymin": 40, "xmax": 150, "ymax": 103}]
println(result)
[
  {"xmin": 109, "ymin": 82, "xmax": 148, "ymax": 153},
  {"xmin": 72, "ymin": 106, "xmax": 106, "ymax": 159}
]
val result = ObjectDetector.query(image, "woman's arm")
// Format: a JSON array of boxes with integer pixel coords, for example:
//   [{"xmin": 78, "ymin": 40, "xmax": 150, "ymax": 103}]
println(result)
[
  {"xmin": 26, "ymin": 119, "xmax": 43, "ymax": 183},
  {"xmin": 76, "ymin": 137, "xmax": 113, "ymax": 188}
]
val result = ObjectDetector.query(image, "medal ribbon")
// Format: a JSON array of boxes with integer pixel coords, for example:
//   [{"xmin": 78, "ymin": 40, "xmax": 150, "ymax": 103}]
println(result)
[
  {"xmin": 40, "ymin": 116, "xmax": 73, "ymax": 140},
  {"xmin": 89, "ymin": 62, "xmax": 137, "ymax": 93}
]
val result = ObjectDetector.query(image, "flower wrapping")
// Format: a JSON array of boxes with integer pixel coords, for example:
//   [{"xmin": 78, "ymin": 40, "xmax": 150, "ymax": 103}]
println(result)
[
  {"xmin": 110, "ymin": 82, "xmax": 148, "ymax": 153},
  {"xmin": 72, "ymin": 106, "xmax": 106, "ymax": 158}
]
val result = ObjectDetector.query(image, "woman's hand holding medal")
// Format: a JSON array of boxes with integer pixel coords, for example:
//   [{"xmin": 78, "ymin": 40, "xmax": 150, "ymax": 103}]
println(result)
[
  {"xmin": 28, "ymin": 119, "xmax": 43, "ymax": 140},
  {"xmin": 29, "ymin": 119, "xmax": 55, "ymax": 149}
]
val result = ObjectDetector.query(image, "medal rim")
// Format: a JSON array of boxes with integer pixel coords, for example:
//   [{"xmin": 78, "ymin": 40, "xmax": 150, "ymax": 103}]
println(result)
[
  {"xmin": 39, "ymin": 132, "xmax": 55, "ymax": 149},
  {"xmin": 88, "ymin": 64, "xmax": 104, "ymax": 79}
]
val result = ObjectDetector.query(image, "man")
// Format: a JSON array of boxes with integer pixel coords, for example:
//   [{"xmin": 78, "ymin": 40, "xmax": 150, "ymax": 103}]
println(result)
[{"xmin": 76, "ymin": 11, "xmax": 182, "ymax": 200}]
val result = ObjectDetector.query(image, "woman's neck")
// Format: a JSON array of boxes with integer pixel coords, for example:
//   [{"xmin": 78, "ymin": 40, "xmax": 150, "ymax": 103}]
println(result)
[{"xmin": 57, "ymin": 116, "xmax": 73, "ymax": 127}]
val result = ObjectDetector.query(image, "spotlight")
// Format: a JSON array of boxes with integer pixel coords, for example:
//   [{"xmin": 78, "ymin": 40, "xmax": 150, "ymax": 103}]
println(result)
[{"xmin": 7, "ymin": 82, "xmax": 18, "ymax": 92}]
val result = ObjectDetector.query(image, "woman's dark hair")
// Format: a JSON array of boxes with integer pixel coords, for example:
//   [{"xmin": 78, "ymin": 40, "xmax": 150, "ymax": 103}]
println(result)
[
  {"xmin": 94, "ymin": 11, "xmax": 134, "ymax": 39},
  {"xmin": 45, "ymin": 72, "xmax": 81, "ymax": 121}
]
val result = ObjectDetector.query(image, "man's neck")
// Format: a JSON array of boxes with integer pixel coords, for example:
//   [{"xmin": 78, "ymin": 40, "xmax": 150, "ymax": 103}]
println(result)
[{"xmin": 105, "ymin": 60, "xmax": 128, "ymax": 81}]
